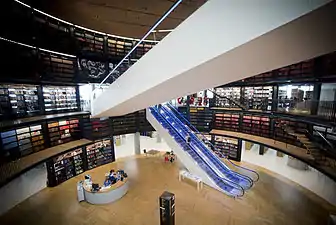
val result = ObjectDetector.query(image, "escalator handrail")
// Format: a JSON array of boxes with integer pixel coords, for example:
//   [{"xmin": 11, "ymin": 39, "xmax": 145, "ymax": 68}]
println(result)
[
  {"xmin": 166, "ymin": 102, "xmax": 259, "ymax": 182},
  {"xmin": 161, "ymin": 104, "xmax": 253, "ymax": 188},
  {"xmin": 150, "ymin": 107, "xmax": 245, "ymax": 197}
]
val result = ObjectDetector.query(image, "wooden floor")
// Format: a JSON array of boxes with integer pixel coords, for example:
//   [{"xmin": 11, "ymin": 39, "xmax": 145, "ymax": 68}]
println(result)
[{"xmin": 0, "ymin": 155, "xmax": 335, "ymax": 225}]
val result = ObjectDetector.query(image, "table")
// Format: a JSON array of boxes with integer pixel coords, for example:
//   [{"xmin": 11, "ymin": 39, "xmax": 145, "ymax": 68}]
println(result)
[
  {"xmin": 179, "ymin": 170, "xmax": 203, "ymax": 191},
  {"xmin": 146, "ymin": 149, "xmax": 161, "ymax": 157}
]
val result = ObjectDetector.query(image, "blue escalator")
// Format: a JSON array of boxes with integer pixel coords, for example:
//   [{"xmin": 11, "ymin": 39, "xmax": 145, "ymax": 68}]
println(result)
[
  {"xmin": 158, "ymin": 104, "xmax": 253, "ymax": 189},
  {"xmin": 149, "ymin": 107, "xmax": 245, "ymax": 197},
  {"xmin": 165, "ymin": 102, "xmax": 260, "ymax": 183}
]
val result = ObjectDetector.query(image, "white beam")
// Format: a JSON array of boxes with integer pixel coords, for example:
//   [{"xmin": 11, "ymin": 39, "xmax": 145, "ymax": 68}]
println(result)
[{"xmin": 93, "ymin": 0, "xmax": 335, "ymax": 117}]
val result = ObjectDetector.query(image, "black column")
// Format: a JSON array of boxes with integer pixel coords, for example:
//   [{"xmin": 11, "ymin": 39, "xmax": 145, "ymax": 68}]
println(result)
[
  {"xmin": 236, "ymin": 139, "xmax": 242, "ymax": 162},
  {"xmin": 186, "ymin": 95, "xmax": 191, "ymax": 121},
  {"xmin": 46, "ymin": 159, "xmax": 57, "ymax": 187},
  {"xmin": 240, "ymin": 87, "xmax": 244, "ymax": 104},
  {"xmin": 270, "ymin": 115, "xmax": 275, "ymax": 139},
  {"xmin": 238, "ymin": 113, "xmax": 243, "ymax": 132},
  {"xmin": 42, "ymin": 121, "xmax": 51, "ymax": 148},
  {"xmin": 75, "ymin": 85, "xmax": 81, "ymax": 111},
  {"xmin": 37, "ymin": 85, "xmax": 45, "ymax": 115},
  {"xmin": 272, "ymin": 85, "xmax": 278, "ymax": 112},
  {"xmin": 259, "ymin": 145, "xmax": 265, "ymax": 155},
  {"xmin": 103, "ymin": 35, "xmax": 108, "ymax": 56},
  {"xmin": 110, "ymin": 137, "xmax": 116, "ymax": 162},
  {"xmin": 135, "ymin": 111, "xmax": 140, "ymax": 132},
  {"xmin": 311, "ymin": 83, "xmax": 321, "ymax": 115}
]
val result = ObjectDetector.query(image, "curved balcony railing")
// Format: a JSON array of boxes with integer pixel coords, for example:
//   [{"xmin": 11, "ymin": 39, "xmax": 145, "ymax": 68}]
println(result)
[{"xmin": 2, "ymin": 0, "xmax": 158, "ymax": 59}]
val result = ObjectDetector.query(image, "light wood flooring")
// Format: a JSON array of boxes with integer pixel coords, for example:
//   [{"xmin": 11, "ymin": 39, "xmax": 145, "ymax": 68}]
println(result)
[{"xmin": 0, "ymin": 155, "xmax": 335, "ymax": 225}]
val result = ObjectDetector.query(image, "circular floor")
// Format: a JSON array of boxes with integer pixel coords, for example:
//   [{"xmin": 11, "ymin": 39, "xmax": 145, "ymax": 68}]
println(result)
[{"xmin": 0, "ymin": 155, "xmax": 334, "ymax": 225}]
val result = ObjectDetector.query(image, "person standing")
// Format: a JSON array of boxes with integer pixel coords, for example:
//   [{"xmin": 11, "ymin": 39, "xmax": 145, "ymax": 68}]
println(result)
[{"xmin": 186, "ymin": 133, "xmax": 191, "ymax": 144}]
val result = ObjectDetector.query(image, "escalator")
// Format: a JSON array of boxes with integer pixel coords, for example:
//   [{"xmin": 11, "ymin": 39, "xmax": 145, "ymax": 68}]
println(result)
[
  {"xmin": 160, "ymin": 104, "xmax": 255, "ymax": 189},
  {"xmin": 148, "ymin": 106, "xmax": 245, "ymax": 197},
  {"xmin": 166, "ymin": 102, "xmax": 259, "ymax": 182}
]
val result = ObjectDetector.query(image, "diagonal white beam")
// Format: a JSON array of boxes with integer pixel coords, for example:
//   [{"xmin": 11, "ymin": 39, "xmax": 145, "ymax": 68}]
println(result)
[{"xmin": 93, "ymin": 0, "xmax": 335, "ymax": 117}]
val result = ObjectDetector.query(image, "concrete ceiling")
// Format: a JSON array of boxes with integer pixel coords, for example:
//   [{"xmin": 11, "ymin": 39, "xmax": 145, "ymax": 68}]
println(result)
[{"xmin": 24, "ymin": 0, "xmax": 207, "ymax": 39}]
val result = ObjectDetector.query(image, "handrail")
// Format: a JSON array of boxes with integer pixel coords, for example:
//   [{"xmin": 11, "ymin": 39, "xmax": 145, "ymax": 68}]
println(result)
[
  {"xmin": 166, "ymin": 102, "xmax": 260, "ymax": 182},
  {"xmin": 162, "ymin": 103, "xmax": 254, "ymax": 187},
  {"xmin": 13, "ymin": 0, "xmax": 159, "ymax": 43},
  {"xmin": 313, "ymin": 128, "xmax": 334, "ymax": 150},
  {"xmin": 99, "ymin": 0, "xmax": 183, "ymax": 85},
  {"xmin": 207, "ymin": 89, "xmax": 247, "ymax": 110},
  {"xmin": 150, "ymin": 106, "xmax": 245, "ymax": 197}
]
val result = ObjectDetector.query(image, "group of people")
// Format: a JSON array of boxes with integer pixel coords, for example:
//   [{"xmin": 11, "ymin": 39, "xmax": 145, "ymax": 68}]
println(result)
[
  {"xmin": 164, "ymin": 151, "xmax": 176, "ymax": 163},
  {"xmin": 103, "ymin": 169, "xmax": 128, "ymax": 187}
]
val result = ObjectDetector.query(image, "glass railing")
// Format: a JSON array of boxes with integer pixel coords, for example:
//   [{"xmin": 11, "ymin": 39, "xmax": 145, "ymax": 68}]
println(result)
[
  {"xmin": 165, "ymin": 102, "xmax": 260, "ymax": 182},
  {"xmin": 150, "ymin": 106, "xmax": 245, "ymax": 197},
  {"xmin": 159, "ymin": 104, "xmax": 254, "ymax": 189},
  {"xmin": 210, "ymin": 94, "xmax": 336, "ymax": 122}
]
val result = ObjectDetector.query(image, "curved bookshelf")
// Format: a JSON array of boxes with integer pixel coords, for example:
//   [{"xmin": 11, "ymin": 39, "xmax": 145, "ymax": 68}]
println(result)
[{"xmin": 0, "ymin": 0, "xmax": 159, "ymax": 85}]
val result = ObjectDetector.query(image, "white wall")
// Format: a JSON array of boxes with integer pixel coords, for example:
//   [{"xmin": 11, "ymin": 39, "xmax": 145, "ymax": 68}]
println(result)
[
  {"xmin": 242, "ymin": 143, "xmax": 336, "ymax": 206},
  {"xmin": 113, "ymin": 133, "xmax": 172, "ymax": 159},
  {"xmin": 93, "ymin": 0, "xmax": 335, "ymax": 117},
  {"xmin": 0, "ymin": 163, "xmax": 47, "ymax": 216}
]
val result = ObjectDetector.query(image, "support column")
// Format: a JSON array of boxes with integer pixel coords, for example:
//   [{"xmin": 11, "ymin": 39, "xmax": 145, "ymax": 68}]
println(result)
[
  {"xmin": 272, "ymin": 85, "xmax": 278, "ymax": 112},
  {"xmin": 311, "ymin": 83, "xmax": 321, "ymax": 115},
  {"xmin": 186, "ymin": 95, "xmax": 191, "ymax": 121},
  {"xmin": 134, "ymin": 132, "xmax": 141, "ymax": 155},
  {"xmin": 259, "ymin": 144, "xmax": 265, "ymax": 155},
  {"xmin": 237, "ymin": 139, "xmax": 242, "ymax": 162},
  {"xmin": 156, "ymin": 133, "xmax": 162, "ymax": 143}
]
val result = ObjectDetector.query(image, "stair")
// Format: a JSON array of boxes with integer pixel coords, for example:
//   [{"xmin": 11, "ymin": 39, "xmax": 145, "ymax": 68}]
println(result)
[{"xmin": 294, "ymin": 133, "xmax": 327, "ymax": 165}]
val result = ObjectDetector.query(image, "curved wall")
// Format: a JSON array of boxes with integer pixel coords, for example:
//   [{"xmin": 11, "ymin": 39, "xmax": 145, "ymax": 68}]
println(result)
[{"xmin": 241, "ymin": 143, "xmax": 336, "ymax": 206}]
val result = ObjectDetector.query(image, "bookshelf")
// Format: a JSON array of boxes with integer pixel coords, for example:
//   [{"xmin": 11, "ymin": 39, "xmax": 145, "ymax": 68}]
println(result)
[
  {"xmin": 215, "ymin": 87, "xmax": 241, "ymax": 108},
  {"xmin": 86, "ymin": 139, "xmax": 114, "ymax": 170},
  {"xmin": 138, "ymin": 109, "xmax": 154, "ymax": 132},
  {"xmin": 189, "ymin": 107, "xmax": 213, "ymax": 132},
  {"xmin": 213, "ymin": 135, "xmax": 240, "ymax": 161},
  {"xmin": 46, "ymin": 139, "xmax": 115, "ymax": 187},
  {"xmin": 51, "ymin": 148, "xmax": 85, "ymax": 186},
  {"xmin": 0, "ymin": 84, "xmax": 40, "ymax": 118},
  {"xmin": 177, "ymin": 106, "xmax": 188, "ymax": 118},
  {"xmin": 1, "ymin": 124, "xmax": 45, "ymax": 158},
  {"xmin": 0, "ymin": 86, "xmax": 10, "ymax": 118},
  {"xmin": 213, "ymin": 113, "xmax": 240, "ymax": 132},
  {"xmin": 242, "ymin": 114, "xmax": 270, "ymax": 138},
  {"xmin": 243, "ymin": 86, "xmax": 273, "ymax": 110},
  {"xmin": 43, "ymin": 86, "xmax": 78, "ymax": 112},
  {"xmin": 111, "ymin": 113, "xmax": 137, "ymax": 135},
  {"xmin": 48, "ymin": 118, "xmax": 80, "ymax": 147},
  {"xmin": 74, "ymin": 29, "xmax": 104, "ymax": 53}
]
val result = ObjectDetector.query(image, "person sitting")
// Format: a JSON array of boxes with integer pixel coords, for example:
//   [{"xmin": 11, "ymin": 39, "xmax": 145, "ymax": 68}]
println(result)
[
  {"xmin": 104, "ymin": 178, "xmax": 112, "ymax": 187},
  {"xmin": 164, "ymin": 154, "xmax": 169, "ymax": 163}
]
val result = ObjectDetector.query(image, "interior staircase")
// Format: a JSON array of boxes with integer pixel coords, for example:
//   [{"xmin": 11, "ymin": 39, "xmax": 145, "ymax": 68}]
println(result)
[{"xmin": 294, "ymin": 133, "xmax": 325, "ymax": 164}]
